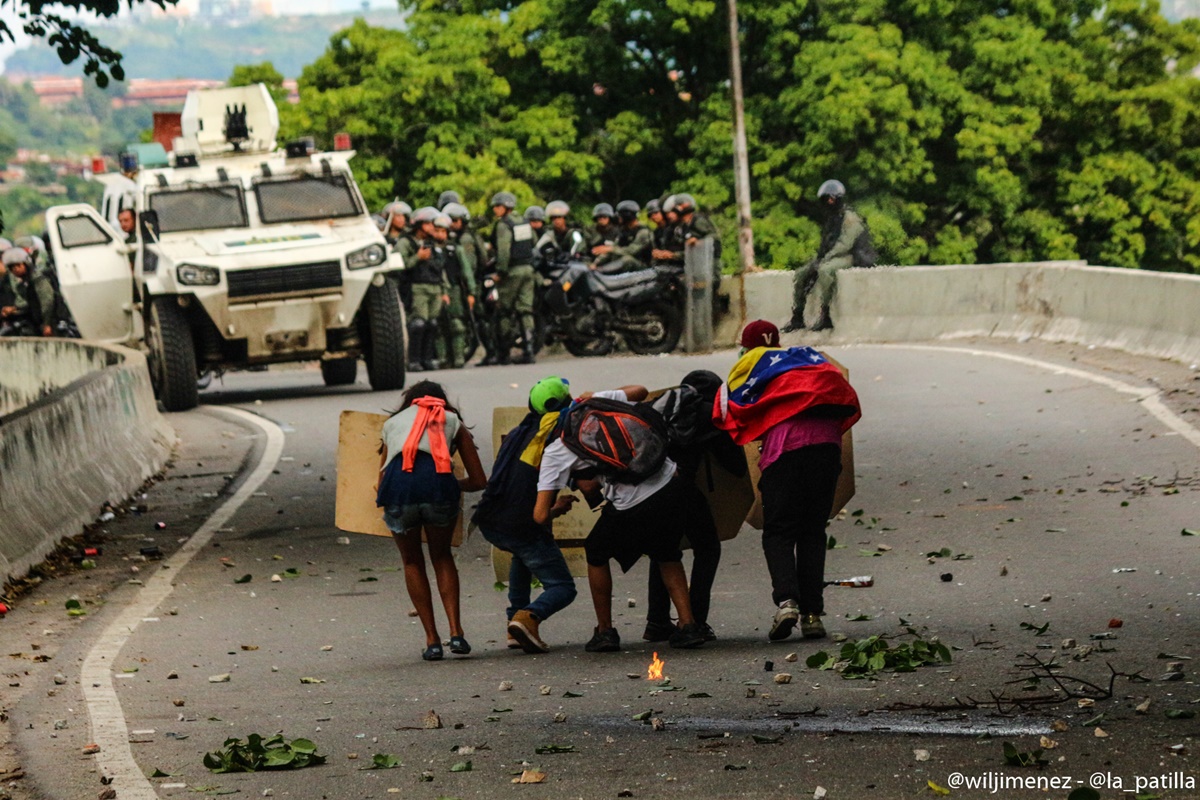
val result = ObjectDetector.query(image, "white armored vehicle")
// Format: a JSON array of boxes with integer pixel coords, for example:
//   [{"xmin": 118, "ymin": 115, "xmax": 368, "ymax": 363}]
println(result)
[{"xmin": 45, "ymin": 83, "xmax": 406, "ymax": 411}]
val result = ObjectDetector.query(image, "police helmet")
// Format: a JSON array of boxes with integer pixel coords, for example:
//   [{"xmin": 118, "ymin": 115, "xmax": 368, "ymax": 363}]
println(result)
[
  {"xmin": 0, "ymin": 238, "xmax": 11, "ymax": 252},
  {"xmin": 616, "ymin": 200, "xmax": 639, "ymax": 221},
  {"xmin": 433, "ymin": 214, "xmax": 452, "ymax": 230},
  {"xmin": 662, "ymin": 194, "xmax": 678, "ymax": 214},
  {"xmin": 817, "ymin": 180, "xmax": 846, "ymax": 200},
  {"xmin": 383, "ymin": 201, "xmax": 412, "ymax": 219},
  {"xmin": 545, "ymin": 200, "xmax": 570, "ymax": 218},
  {"xmin": 436, "ymin": 190, "xmax": 462, "ymax": 210},
  {"xmin": 2, "ymin": 247, "xmax": 32, "ymax": 269},
  {"xmin": 443, "ymin": 202, "xmax": 471, "ymax": 221},
  {"xmin": 490, "ymin": 191, "xmax": 517, "ymax": 210},
  {"xmin": 644, "ymin": 199, "xmax": 662, "ymax": 215},
  {"xmin": 524, "ymin": 205, "xmax": 546, "ymax": 223},
  {"xmin": 674, "ymin": 193, "xmax": 697, "ymax": 213},
  {"xmin": 592, "ymin": 202, "xmax": 614, "ymax": 220},
  {"xmin": 411, "ymin": 206, "xmax": 439, "ymax": 225},
  {"xmin": 371, "ymin": 213, "xmax": 387, "ymax": 232}
]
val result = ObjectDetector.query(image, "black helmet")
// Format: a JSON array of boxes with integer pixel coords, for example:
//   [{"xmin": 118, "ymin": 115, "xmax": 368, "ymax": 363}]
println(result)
[
  {"xmin": 436, "ymin": 190, "xmax": 462, "ymax": 210},
  {"xmin": 616, "ymin": 200, "xmax": 639, "ymax": 222},
  {"xmin": 443, "ymin": 202, "xmax": 470, "ymax": 221},
  {"xmin": 674, "ymin": 193, "xmax": 696, "ymax": 213},
  {"xmin": 490, "ymin": 191, "xmax": 517, "ymax": 210},
  {"xmin": 592, "ymin": 202, "xmax": 614, "ymax": 220},
  {"xmin": 644, "ymin": 199, "xmax": 661, "ymax": 215},
  {"xmin": 545, "ymin": 200, "xmax": 570, "ymax": 218},
  {"xmin": 817, "ymin": 179, "xmax": 846, "ymax": 200},
  {"xmin": 523, "ymin": 205, "xmax": 546, "ymax": 222}
]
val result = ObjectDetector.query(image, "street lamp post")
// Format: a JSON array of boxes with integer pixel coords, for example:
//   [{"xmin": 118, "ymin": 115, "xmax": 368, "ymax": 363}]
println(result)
[{"xmin": 728, "ymin": 0, "xmax": 756, "ymax": 273}]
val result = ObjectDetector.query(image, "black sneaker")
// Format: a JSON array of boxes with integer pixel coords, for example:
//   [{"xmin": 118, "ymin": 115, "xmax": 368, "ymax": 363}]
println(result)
[
  {"xmin": 642, "ymin": 620, "xmax": 677, "ymax": 642},
  {"xmin": 701, "ymin": 623, "xmax": 717, "ymax": 642},
  {"xmin": 584, "ymin": 626, "xmax": 621, "ymax": 653},
  {"xmin": 668, "ymin": 622, "xmax": 706, "ymax": 649}
]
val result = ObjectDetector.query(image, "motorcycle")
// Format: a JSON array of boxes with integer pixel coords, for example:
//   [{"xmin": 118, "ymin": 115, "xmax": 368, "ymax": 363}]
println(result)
[{"xmin": 536, "ymin": 256, "xmax": 685, "ymax": 357}]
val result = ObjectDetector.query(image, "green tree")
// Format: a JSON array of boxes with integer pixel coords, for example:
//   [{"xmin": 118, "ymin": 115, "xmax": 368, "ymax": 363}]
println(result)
[
  {"xmin": 230, "ymin": 62, "xmax": 289, "ymax": 106},
  {"xmin": 1, "ymin": 0, "xmax": 181, "ymax": 86}
]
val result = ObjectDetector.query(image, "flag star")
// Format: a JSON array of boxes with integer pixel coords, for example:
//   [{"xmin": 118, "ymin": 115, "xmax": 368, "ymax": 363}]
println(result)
[
  {"xmin": 746, "ymin": 377, "xmax": 757, "ymax": 387},
  {"xmin": 769, "ymin": 353, "xmax": 783, "ymax": 366}
]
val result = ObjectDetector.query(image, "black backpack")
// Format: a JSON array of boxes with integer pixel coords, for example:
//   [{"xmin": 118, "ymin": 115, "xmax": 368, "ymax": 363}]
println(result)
[
  {"xmin": 651, "ymin": 385, "xmax": 720, "ymax": 449},
  {"xmin": 559, "ymin": 397, "xmax": 669, "ymax": 484}
]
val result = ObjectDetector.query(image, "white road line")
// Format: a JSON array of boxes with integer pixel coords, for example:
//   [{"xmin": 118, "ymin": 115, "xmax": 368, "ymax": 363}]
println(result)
[
  {"xmin": 81, "ymin": 406, "xmax": 284, "ymax": 798},
  {"xmin": 867, "ymin": 343, "xmax": 1200, "ymax": 451}
]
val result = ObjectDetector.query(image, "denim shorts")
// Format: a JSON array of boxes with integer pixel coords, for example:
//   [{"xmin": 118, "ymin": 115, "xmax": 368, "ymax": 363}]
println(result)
[{"xmin": 383, "ymin": 502, "xmax": 460, "ymax": 533}]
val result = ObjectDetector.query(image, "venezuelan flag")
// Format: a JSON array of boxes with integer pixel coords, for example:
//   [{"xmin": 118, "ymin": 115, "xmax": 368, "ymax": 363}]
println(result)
[{"xmin": 714, "ymin": 346, "xmax": 861, "ymax": 445}]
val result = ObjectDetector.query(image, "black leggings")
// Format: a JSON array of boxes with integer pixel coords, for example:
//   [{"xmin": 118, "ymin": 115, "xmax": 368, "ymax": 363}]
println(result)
[
  {"xmin": 646, "ymin": 483, "xmax": 721, "ymax": 627},
  {"xmin": 759, "ymin": 443, "xmax": 841, "ymax": 614}
]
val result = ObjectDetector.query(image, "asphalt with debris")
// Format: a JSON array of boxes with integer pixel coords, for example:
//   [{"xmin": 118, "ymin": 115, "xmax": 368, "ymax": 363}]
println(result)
[{"xmin": 2, "ymin": 341, "xmax": 1198, "ymax": 800}]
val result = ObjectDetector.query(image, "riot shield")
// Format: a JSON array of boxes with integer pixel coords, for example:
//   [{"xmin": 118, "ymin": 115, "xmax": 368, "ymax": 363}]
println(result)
[{"xmin": 683, "ymin": 236, "xmax": 715, "ymax": 352}]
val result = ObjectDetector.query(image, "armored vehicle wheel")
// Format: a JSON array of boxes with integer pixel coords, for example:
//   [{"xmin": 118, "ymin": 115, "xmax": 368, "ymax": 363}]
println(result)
[
  {"xmin": 147, "ymin": 296, "xmax": 200, "ymax": 412},
  {"xmin": 364, "ymin": 280, "xmax": 407, "ymax": 391},
  {"xmin": 321, "ymin": 357, "xmax": 358, "ymax": 386}
]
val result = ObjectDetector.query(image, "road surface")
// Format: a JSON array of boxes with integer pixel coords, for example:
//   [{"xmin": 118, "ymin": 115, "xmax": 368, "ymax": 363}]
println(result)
[{"xmin": 3, "ymin": 341, "xmax": 1198, "ymax": 800}]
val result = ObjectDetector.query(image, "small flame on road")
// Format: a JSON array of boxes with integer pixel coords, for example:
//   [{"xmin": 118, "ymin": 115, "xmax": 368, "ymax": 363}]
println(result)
[{"xmin": 647, "ymin": 652, "xmax": 664, "ymax": 681}]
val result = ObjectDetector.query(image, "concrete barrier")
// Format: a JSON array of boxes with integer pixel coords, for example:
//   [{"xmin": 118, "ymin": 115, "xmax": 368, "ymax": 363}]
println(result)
[
  {"xmin": 737, "ymin": 262, "xmax": 1200, "ymax": 366},
  {"xmin": 0, "ymin": 340, "xmax": 175, "ymax": 582}
]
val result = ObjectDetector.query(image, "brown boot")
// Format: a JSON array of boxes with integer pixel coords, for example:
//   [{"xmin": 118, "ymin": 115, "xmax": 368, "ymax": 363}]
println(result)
[{"xmin": 507, "ymin": 609, "xmax": 550, "ymax": 654}]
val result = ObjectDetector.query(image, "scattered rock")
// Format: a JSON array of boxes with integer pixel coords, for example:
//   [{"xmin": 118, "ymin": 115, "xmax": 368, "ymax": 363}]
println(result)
[
  {"xmin": 650, "ymin": 717, "xmax": 665, "ymax": 732},
  {"xmin": 422, "ymin": 710, "xmax": 442, "ymax": 729},
  {"xmin": 553, "ymin": 712, "xmax": 567, "ymax": 723},
  {"xmin": 1041, "ymin": 594, "xmax": 1052, "ymax": 602},
  {"xmin": 784, "ymin": 653, "xmax": 798, "ymax": 663},
  {"xmin": 940, "ymin": 573, "xmax": 953, "ymax": 582},
  {"xmin": 763, "ymin": 660, "xmax": 774, "ymax": 672},
  {"xmin": 1093, "ymin": 727, "xmax": 1109, "ymax": 738},
  {"xmin": 270, "ymin": 574, "xmax": 282, "ymax": 583},
  {"xmin": 627, "ymin": 598, "xmax": 637, "ymax": 608},
  {"xmin": 172, "ymin": 699, "xmax": 185, "ymax": 707},
  {"xmin": 1060, "ymin": 638, "xmax": 1076, "ymax": 649},
  {"xmin": 813, "ymin": 787, "xmax": 828, "ymax": 800},
  {"xmin": 1051, "ymin": 720, "xmax": 1069, "ymax": 732},
  {"xmin": 1136, "ymin": 698, "xmax": 1152, "ymax": 714},
  {"xmin": 1107, "ymin": 618, "xmax": 1123, "ymax": 628},
  {"xmin": 745, "ymin": 688, "xmax": 756, "ymax": 698},
  {"xmin": 82, "ymin": 744, "xmax": 101, "ymax": 755},
  {"xmin": 999, "ymin": 566, "xmax": 1008, "ymax": 577},
  {"xmin": 913, "ymin": 749, "xmax": 930, "ymax": 762},
  {"xmin": 53, "ymin": 673, "xmax": 67, "ymax": 685},
  {"xmin": 539, "ymin": 685, "xmax": 551, "ymax": 695},
  {"xmin": 166, "ymin": 671, "xmax": 178, "ymax": 680},
  {"xmin": 499, "ymin": 680, "xmax": 513, "ymax": 691},
  {"xmin": 774, "ymin": 673, "xmax": 792, "ymax": 684},
  {"xmin": 1039, "ymin": 736, "xmax": 1058, "ymax": 749},
  {"xmin": 1161, "ymin": 672, "xmax": 1185, "ymax": 682},
  {"xmin": 513, "ymin": 770, "xmax": 547, "ymax": 784},
  {"xmin": 1166, "ymin": 661, "xmax": 1185, "ymax": 673},
  {"xmin": 208, "ymin": 674, "xmax": 231, "ymax": 683}
]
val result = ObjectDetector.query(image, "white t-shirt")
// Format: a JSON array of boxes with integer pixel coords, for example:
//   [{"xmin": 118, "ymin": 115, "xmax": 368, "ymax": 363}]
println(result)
[
  {"xmin": 536, "ymin": 390, "xmax": 676, "ymax": 511},
  {"xmin": 381, "ymin": 405, "xmax": 461, "ymax": 470}
]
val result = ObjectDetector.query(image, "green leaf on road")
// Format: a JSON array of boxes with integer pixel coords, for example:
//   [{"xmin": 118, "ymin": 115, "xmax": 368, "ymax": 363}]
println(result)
[
  {"xmin": 632, "ymin": 711, "xmax": 652, "ymax": 721},
  {"xmin": 751, "ymin": 734, "xmax": 780, "ymax": 744},
  {"xmin": 1020, "ymin": 621, "xmax": 1051, "ymax": 636},
  {"xmin": 1182, "ymin": 528, "xmax": 1198, "ymax": 536},
  {"xmin": 846, "ymin": 613, "xmax": 874, "ymax": 621},
  {"xmin": 1165, "ymin": 709, "xmax": 1196, "ymax": 719},
  {"xmin": 365, "ymin": 753, "xmax": 401, "ymax": 769},
  {"xmin": 534, "ymin": 744, "xmax": 575, "ymax": 754},
  {"xmin": 1002, "ymin": 741, "xmax": 1047, "ymax": 767},
  {"xmin": 449, "ymin": 760, "xmax": 472, "ymax": 772},
  {"xmin": 562, "ymin": 691, "xmax": 584, "ymax": 698},
  {"xmin": 234, "ymin": 574, "xmax": 252, "ymax": 584},
  {"xmin": 150, "ymin": 768, "xmax": 170, "ymax": 777}
]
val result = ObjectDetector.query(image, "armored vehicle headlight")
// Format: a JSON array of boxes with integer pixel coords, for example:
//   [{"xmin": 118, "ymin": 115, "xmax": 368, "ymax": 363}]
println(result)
[
  {"xmin": 347, "ymin": 244, "xmax": 387, "ymax": 270},
  {"xmin": 177, "ymin": 264, "xmax": 221, "ymax": 286}
]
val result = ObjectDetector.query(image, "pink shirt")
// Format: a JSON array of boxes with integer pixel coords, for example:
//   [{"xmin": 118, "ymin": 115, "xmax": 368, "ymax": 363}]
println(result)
[{"xmin": 759, "ymin": 414, "xmax": 843, "ymax": 471}]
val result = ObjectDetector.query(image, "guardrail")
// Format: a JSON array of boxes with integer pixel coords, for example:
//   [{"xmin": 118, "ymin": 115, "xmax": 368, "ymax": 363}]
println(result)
[
  {"xmin": 739, "ymin": 262, "xmax": 1200, "ymax": 366},
  {"xmin": 0, "ymin": 340, "xmax": 174, "ymax": 582}
]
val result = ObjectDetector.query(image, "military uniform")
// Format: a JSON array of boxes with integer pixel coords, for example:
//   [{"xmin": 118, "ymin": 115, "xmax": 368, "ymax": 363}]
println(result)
[
  {"xmin": 585, "ymin": 222, "xmax": 619, "ymax": 255},
  {"xmin": 1, "ymin": 270, "xmax": 41, "ymax": 336},
  {"xmin": 401, "ymin": 234, "xmax": 449, "ymax": 370},
  {"xmin": 792, "ymin": 207, "xmax": 871, "ymax": 330},
  {"xmin": 440, "ymin": 230, "xmax": 477, "ymax": 368},
  {"xmin": 597, "ymin": 224, "xmax": 653, "ymax": 273},
  {"xmin": 492, "ymin": 212, "xmax": 537, "ymax": 363},
  {"xmin": 536, "ymin": 225, "xmax": 585, "ymax": 269}
]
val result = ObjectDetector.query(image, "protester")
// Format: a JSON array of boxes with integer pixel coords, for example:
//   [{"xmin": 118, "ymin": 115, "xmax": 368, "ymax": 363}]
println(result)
[
  {"xmin": 377, "ymin": 381, "xmax": 487, "ymax": 660},
  {"xmin": 715, "ymin": 320, "xmax": 861, "ymax": 641},
  {"xmin": 533, "ymin": 383, "xmax": 708, "ymax": 652},
  {"xmin": 472, "ymin": 376, "xmax": 579, "ymax": 653},
  {"xmin": 643, "ymin": 370, "xmax": 747, "ymax": 642}
]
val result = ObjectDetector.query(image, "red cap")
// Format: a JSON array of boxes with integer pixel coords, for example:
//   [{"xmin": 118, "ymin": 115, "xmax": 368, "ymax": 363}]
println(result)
[{"xmin": 740, "ymin": 319, "xmax": 780, "ymax": 349}]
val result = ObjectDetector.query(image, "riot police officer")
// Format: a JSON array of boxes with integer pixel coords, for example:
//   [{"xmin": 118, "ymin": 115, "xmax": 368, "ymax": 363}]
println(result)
[
  {"xmin": 1, "ymin": 247, "xmax": 49, "ymax": 336},
  {"xmin": 435, "ymin": 211, "xmax": 475, "ymax": 369},
  {"xmin": 653, "ymin": 195, "xmax": 685, "ymax": 266},
  {"xmin": 402, "ymin": 207, "xmax": 451, "ymax": 371},
  {"xmin": 585, "ymin": 203, "xmax": 619, "ymax": 261},
  {"xmin": 535, "ymin": 200, "xmax": 585, "ymax": 268},
  {"xmin": 488, "ymin": 191, "xmax": 537, "ymax": 365},
  {"xmin": 674, "ymin": 192, "xmax": 722, "ymax": 297},
  {"xmin": 786, "ymin": 180, "xmax": 875, "ymax": 332},
  {"xmin": 381, "ymin": 201, "xmax": 412, "ymax": 246},
  {"xmin": 444, "ymin": 202, "xmax": 486, "ymax": 363},
  {"xmin": 436, "ymin": 190, "xmax": 462, "ymax": 211},
  {"xmin": 594, "ymin": 200, "xmax": 652, "ymax": 273}
]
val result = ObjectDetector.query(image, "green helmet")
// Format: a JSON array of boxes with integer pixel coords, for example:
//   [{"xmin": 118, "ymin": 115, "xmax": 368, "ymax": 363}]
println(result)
[
  {"xmin": 437, "ymin": 190, "xmax": 462, "ymax": 210},
  {"xmin": 490, "ymin": 191, "xmax": 517, "ymax": 210},
  {"xmin": 546, "ymin": 200, "xmax": 570, "ymax": 218},
  {"xmin": 674, "ymin": 193, "xmax": 697, "ymax": 213},
  {"xmin": 529, "ymin": 376, "xmax": 572, "ymax": 415},
  {"xmin": 524, "ymin": 205, "xmax": 546, "ymax": 222},
  {"xmin": 592, "ymin": 202, "xmax": 614, "ymax": 220},
  {"xmin": 443, "ymin": 202, "xmax": 471, "ymax": 221}
]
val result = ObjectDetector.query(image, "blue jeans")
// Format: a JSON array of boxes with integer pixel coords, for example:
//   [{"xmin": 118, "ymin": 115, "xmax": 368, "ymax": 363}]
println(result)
[{"xmin": 480, "ymin": 525, "xmax": 577, "ymax": 622}]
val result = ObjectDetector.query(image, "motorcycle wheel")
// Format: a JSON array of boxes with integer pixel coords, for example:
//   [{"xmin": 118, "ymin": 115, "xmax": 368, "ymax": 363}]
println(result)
[
  {"xmin": 624, "ymin": 301, "xmax": 683, "ymax": 355},
  {"xmin": 564, "ymin": 336, "xmax": 615, "ymax": 358}
]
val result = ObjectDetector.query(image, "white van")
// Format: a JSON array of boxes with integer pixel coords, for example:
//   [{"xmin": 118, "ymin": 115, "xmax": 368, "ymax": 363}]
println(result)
[{"xmin": 45, "ymin": 83, "xmax": 406, "ymax": 411}]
